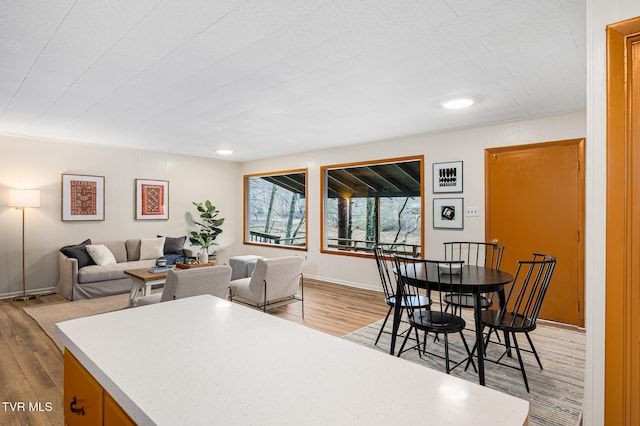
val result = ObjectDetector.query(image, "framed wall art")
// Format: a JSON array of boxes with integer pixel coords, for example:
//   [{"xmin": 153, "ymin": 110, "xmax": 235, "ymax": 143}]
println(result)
[
  {"xmin": 433, "ymin": 161, "xmax": 463, "ymax": 193},
  {"xmin": 136, "ymin": 179, "xmax": 169, "ymax": 220},
  {"xmin": 61, "ymin": 174, "xmax": 105, "ymax": 221},
  {"xmin": 433, "ymin": 197, "xmax": 464, "ymax": 229}
]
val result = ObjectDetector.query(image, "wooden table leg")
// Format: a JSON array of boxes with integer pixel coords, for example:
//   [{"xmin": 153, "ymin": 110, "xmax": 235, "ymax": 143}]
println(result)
[{"xmin": 128, "ymin": 281, "xmax": 143, "ymax": 307}]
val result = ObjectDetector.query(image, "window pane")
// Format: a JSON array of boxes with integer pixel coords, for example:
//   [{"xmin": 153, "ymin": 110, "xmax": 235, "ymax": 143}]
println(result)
[
  {"xmin": 322, "ymin": 157, "xmax": 423, "ymax": 256},
  {"xmin": 378, "ymin": 197, "xmax": 421, "ymax": 246},
  {"xmin": 245, "ymin": 170, "xmax": 307, "ymax": 249}
]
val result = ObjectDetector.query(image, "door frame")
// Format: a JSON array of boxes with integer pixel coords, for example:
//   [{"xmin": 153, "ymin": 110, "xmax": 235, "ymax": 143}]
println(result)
[
  {"xmin": 606, "ymin": 17, "xmax": 640, "ymax": 426},
  {"xmin": 484, "ymin": 138, "xmax": 585, "ymax": 327}
]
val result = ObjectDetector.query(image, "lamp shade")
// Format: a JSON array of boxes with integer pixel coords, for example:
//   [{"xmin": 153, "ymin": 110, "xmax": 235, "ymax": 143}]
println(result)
[{"xmin": 8, "ymin": 189, "xmax": 41, "ymax": 208}]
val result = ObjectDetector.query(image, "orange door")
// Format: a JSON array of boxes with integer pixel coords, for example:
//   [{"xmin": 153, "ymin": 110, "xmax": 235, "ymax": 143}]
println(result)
[{"xmin": 486, "ymin": 140, "xmax": 585, "ymax": 326}]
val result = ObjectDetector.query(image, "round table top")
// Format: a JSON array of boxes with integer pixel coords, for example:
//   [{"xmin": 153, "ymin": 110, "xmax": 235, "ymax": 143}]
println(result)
[{"xmin": 398, "ymin": 263, "xmax": 513, "ymax": 293}]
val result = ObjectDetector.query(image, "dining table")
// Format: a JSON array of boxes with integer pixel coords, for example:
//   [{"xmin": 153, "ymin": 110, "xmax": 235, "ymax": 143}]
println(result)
[{"xmin": 391, "ymin": 263, "xmax": 514, "ymax": 386}]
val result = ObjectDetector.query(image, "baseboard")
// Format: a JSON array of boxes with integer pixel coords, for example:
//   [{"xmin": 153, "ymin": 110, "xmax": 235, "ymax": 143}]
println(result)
[
  {"xmin": 0, "ymin": 286, "xmax": 57, "ymax": 300},
  {"xmin": 537, "ymin": 318, "xmax": 586, "ymax": 333},
  {"xmin": 304, "ymin": 274, "xmax": 381, "ymax": 292}
]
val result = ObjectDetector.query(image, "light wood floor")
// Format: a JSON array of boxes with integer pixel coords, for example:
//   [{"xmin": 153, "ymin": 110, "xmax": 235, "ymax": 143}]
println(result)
[{"xmin": 0, "ymin": 278, "xmax": 388, "ymax": 426}]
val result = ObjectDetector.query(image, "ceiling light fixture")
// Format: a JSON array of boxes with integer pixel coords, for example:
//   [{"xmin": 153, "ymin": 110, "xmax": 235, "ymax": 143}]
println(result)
[
  {"xmin": 442, "ymin": 98, "xmax": 474, "ymax": 109},
  {"xmin": 216, "ymin": 149, "xmax": 234, "ymax": 155}
]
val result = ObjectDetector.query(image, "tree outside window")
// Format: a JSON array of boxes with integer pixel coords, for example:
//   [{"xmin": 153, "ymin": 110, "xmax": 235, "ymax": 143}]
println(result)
[
  {"xmin": 244, "ymin": 170, "xmax": 307, "ymax": 249},
  {"xmin": 322, "ymin": 157, "xmax": 423, "ymax": 257}
]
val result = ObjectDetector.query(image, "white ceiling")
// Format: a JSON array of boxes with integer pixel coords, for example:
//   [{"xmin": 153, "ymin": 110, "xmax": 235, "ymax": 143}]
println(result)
[{"xmin": 0, "ymin": 0, "xmax": 585, "ymax": 162}]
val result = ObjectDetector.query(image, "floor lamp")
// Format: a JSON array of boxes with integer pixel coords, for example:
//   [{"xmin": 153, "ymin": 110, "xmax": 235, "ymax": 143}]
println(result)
[{"xmin": 8, "ymin": 189, "xmax": 40, "ymax": 301}]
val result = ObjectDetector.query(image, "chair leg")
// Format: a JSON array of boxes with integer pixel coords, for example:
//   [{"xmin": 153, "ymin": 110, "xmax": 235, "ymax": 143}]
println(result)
[
  {"xmin": 524, "ymin": 331, "xmax": 543, "ymax": 370},
  {"xmin": 459, "ymin": 331, "xmax": 477, "ymax": 373},
  {"xmin": 490, "ymin": 326, "xmax": 502, "ymax": 343},
  {"xmin": 374, "ymin": 307, "xmax": 393, "ymax": 346},
  {"xmin": 397, "ymin": 325, "xmax": 414, "ymax": 357},
  {"xmin": 483, "ymin": 325, "xmax": 492, "ymax": 356},
  {"xmin": 511, "ymin": 332, "xmax": 530, "ymax": 393},
  {"xmin": 415, "ymin": 328, "xmax": 423, "ymax": 359},
  {"xmin": 465, "ymin": 324, "xmax": 485, "ymax": 372},
  {"xmin": 444, "ymin": 334, "xmax": 450, "ymax": 374},
  {"xmin": 465, "ymin": 340, "xmax": 477, "ymax": 372}
]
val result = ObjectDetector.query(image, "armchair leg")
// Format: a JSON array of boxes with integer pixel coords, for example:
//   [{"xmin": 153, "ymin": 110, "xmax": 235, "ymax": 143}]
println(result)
[
  {"xmin": 263, "ymin": 279, "xmax": 267, "ymax": 312},
  {"xmin": 300, "ymin": 274, "xmax": 304, "ymax": 320}
]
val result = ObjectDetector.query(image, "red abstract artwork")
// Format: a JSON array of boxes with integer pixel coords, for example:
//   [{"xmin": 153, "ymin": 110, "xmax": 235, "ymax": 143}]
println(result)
[
  {"xmin": 70, "ymin": 180, "xmax": 97, "ymax": 215},
  {"xmin": 141, "ymin": 184, "xmax": 165, "ymax": 216}
]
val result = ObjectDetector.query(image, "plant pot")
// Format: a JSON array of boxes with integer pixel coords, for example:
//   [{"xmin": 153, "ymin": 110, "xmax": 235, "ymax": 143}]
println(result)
[{"xmin": 198, "ymin": 252, "xmax": 209, "ymax": 264}]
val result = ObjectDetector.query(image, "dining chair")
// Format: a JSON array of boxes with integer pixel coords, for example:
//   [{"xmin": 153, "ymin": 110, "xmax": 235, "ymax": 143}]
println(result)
[
  {"xmin": 394, "ymin": 255, "xmax": 476, "ymax": 374},
  {"xmin": 442, "ymin": 241, "xmax": 505, "ymax": 314},
  {"xmin": 477, "ymin": 253, "xmax": 557, "ymax": 392},
  {"xmin": 372, "ymin": 245, "xmax": 430, "ymax": 349}
]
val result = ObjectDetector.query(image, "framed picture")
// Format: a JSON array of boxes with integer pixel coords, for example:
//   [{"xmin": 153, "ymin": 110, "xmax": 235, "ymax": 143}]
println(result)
[
  {"xmin": 61, "ymin": 174, "xmax": 105, "ymax": 221},
  {"xmin": 136, "ymin": 179, "xmax": 169, "ymax": 220},
  {"xmin": 433, "ymin": 161, "xmax": 463, "ymax": 193},
  {"xmin": 433, "ymin": 198, "xmax": 464, "ymax": 229}
]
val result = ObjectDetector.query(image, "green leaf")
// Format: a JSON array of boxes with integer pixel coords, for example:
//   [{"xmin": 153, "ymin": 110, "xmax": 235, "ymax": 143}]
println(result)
[{"xmin": 190, "ymin": 200, "xmax": 224, "ymax": 249}]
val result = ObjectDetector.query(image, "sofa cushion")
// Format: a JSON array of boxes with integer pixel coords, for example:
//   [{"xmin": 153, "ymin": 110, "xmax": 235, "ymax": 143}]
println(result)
[
  {"xmin": 159, "ymin": 235, "xmax": 187, "ymax": 255},
  {"xmin": 95, "ymin": 240, "xmax": 128, "ymax": 263},
  {"xmin": 77, "ymin": 259, "xmax": 156, "ymax": 284},
  {"xmin": 86, "ymin": 244, "xmax": 117, "ymax": 266},
  {"xmin": 60, "ymin": 239, "xmax": 94, "ymax": 268},
  {"xmin": 140, "ymin": 237, "xmax": 166, "ymax": 260},
  {"xmin": 126, "ymin": 239, "xmax": 141, "ymax": 261}
]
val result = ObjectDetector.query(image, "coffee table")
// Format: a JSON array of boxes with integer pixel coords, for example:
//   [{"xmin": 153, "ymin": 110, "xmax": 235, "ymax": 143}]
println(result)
[{"xmin": 125, "ymin": 268, "xmax": 171, "ymax": 307}]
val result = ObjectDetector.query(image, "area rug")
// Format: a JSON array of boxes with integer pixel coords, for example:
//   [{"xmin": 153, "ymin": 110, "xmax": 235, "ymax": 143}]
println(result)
[
  {"xmin": 343, "ymin": 318, "xmax": 585, "ymax": 426},
  {"xmin": 23, "ymin": 293, "xmax": 131, "ymax": 352}
]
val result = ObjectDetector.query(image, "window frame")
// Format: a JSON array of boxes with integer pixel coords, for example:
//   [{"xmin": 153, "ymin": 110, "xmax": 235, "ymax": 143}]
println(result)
[
  {"xmin": 243, "ymin": 168, "xmax": 308, "ymax": 251},
  {"xmin": 320, "ymin": 155, "xmax": 424, "ymax": 258}
]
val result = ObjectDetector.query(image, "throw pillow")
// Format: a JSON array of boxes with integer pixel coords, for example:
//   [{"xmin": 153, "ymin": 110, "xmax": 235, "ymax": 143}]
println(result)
[
  {"xmin": 161, "ymin": 253, "xmax": 187, "ymax": 265},
  {"xmin": 140, "ymin": 237, "xmax": 166, "ymax": 260},
  {"xmin": 158, "ymin": 235, "xmax": 186, "ymax": 255},
  {"xmin": 59, "ymin": 239, "xmax": 94, "ymax": 268},
  {"xmin": 86, "ymin": 244, "xmax": 117, "ymax": 266}
]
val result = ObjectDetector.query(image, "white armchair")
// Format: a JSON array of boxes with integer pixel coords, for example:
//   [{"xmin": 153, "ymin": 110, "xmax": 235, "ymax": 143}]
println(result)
[
  {"xmin": 137, "ymin": 265, "xmax": 231, "ymax": 306},
  {"xmin": 229, "ymin": 256, "xmax": 304, "ymax": 317}
]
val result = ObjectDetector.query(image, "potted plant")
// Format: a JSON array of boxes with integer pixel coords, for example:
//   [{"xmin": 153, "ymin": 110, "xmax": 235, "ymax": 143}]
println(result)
[{"xmin": 189, "ymin": 200, "xmax": 224, "ymax": 264}]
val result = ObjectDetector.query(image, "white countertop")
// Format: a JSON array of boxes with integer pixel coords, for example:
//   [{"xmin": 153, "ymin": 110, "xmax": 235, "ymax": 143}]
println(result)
[{"xmin": 55, "ymin": 295, "xmax": 529, "ymax": 425}]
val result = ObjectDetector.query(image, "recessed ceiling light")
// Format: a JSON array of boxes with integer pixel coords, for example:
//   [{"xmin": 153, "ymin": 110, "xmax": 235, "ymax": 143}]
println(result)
[
  {"xmin": 216, "ymin": 149, "xmax": 234, "ymax": 155},
  {"xmin": 442, "ymin": 98, "xmax": 474, "ymax": 109}
]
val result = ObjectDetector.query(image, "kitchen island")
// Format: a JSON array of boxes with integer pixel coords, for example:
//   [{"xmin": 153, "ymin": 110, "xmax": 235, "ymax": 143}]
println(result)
[{"xmin": 55, "ymin": 295, "xmax": 529, "ymax": 425}]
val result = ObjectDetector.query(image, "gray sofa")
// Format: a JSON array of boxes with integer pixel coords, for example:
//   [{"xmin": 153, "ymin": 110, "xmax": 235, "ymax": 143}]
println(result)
[{"xmin": 56, "ymin": 238, "xmax": 193, "ymax": 300}]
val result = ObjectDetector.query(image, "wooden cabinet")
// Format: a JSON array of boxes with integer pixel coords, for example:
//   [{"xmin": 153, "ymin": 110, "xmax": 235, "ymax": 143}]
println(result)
[
  {"xmin": 104, "ymin": 393, "xmax": 135, "ymax": 426},
  {"xmin": 63, "ymin": 350, "xmax": 134, "ymax": 425}
]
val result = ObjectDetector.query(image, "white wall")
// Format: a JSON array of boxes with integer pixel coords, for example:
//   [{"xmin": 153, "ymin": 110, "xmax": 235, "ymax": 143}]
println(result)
[
  {"xmin": 585, "ymin": 2, "xmax": 640, "ymax": 425},
  {"xmin": 0, "ymin": 134, "xmax": 241, "ymax": 297},
  {"xmin": 236, "ymin": 110, "xmax": 586, "ymax": 291}
]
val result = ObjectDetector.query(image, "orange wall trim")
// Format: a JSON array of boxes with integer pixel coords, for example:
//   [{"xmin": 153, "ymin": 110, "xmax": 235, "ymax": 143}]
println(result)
[{"xmin": 605, "ymin": 17, "xmax": 640, "ymax": 426}]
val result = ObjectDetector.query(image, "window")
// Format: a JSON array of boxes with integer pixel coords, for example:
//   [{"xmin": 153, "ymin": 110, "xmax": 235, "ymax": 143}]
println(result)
[
  {"xmin": 321, "ymin": 156, "xmax": 423, "ymax": 257},
  {"xmin": 244, "ymin": 169, "xmax": 307, "ymax": 250}
]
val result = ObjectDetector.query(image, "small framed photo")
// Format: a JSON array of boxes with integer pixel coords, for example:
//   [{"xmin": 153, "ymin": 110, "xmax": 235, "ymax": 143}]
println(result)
[
  {"xmin": 433, "ymin": 198, "xmax": 464, "ymax": 229},
  {"xmin": 136, "ymin": 179, "xmax": 169, "ymax": 220},
  {"xmin": 61, "ymin": 174, "xmax": 105, "ymax": 221},
  {"xmin": 433, "ymin": 161, "xmax": 463, "ymax": 193}
]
